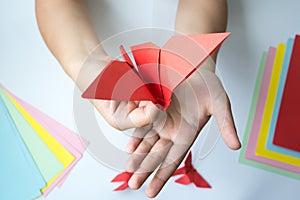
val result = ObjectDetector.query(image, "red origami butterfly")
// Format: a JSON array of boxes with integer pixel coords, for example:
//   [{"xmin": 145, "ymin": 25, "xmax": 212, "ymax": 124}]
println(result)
[
  {"xmin": 82, "ymin": 32, "xmax": 230, "ymax": 110},
  {"xmin": 111, "ymin": 152, "xmax": 211, "ymax": 191}
]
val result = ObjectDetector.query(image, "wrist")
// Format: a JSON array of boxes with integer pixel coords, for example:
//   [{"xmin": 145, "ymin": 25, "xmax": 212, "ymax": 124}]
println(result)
[{"xmin": 68, "ymin": 47, "xmax": 112, "ymax": 91}]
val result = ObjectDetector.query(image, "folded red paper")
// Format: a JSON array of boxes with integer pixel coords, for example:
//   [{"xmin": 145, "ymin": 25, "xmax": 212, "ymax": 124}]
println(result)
[
  {"xmin": 111, "ymin": 171, "xmax": 133, "ymax": 191},
  {"xmin": 172, "ymin": 152, "xmax": 211, "ymax": 188},
  {"xmin": 82, "ymin": 33, "xmax": 230, "ymax": 110}
]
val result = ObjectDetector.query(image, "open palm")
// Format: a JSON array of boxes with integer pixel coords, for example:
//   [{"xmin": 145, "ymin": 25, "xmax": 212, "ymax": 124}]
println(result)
[{"xmin": 125, "ymin": 68, "xmax": 241, "ymax": 198}]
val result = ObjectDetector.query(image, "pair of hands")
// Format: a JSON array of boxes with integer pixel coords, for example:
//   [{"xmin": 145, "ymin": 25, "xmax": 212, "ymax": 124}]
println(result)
[{"xmin": 91, "ymin": 59, "xmax": 241, "ymax": 198}]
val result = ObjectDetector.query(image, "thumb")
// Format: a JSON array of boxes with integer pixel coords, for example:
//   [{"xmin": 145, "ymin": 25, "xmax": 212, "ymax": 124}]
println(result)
[
  {"xmin": 201, "ymin": 70, "xmax": 241, "ymax": 150},
  {"xmin": 211, "ymin": 90, "xmax": 241, "ymax": 150}
]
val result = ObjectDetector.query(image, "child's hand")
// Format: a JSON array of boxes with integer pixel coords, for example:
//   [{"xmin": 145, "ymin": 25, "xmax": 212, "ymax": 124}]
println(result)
[
  {"xmin": 125, "ymin": 68, "xmax": 241, "ymax": 198},
  {"xmin": 93, "ymin": 100, "xmax": 160, "ymax": 131},
  {"xmin": 78, "ymin": 54, "xmax": 161, "ymax": 131}
]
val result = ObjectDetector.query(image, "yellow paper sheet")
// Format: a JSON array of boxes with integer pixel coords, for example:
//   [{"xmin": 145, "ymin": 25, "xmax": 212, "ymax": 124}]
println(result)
[
  {"xmin": 5, "ymin": 91, "xmax": 75, "ymax": 190},
  {"xmin": 256, "ymin": 43, "xmax": 300, "ymax": 166}
]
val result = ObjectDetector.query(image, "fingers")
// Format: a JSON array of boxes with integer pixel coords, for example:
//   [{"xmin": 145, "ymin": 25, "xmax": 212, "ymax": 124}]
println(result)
[
  {"xmin": 126, "ymin": 130, "xmax": 159, "ymax": 172},
  {"xmin": 128, "ymin": 101, "xmax": 161, "ymax": 128},
  {"xmin": 146, "ymin": 144, "xmax": 189, "ymax": 198},
  {"xmin": 128, "ymin": 139, "xmax": 172, "ymax": 190},
  {"xmin": 126, "ymin": 124, "xmax": 153, "ymax": 153},
  {"xmin": 212, "ymin": 92, "xmax": 241, "ymax": 150},
  {"xmin": 107, "ymin": 101, "xmax": 158, "ymax": 131},
  {"xmin": 199, "ymin": 70, "xmax": 241, "ymax": 150},
  {"xmin": 95, "ymin": 100, "xmax": 137, "ymax": 130},
  {"xmin": 144, "ymin": 117, "xmax": 210, "ymax": 198},
  {"xmin": 95, "ymin": 100, "xmax": 164, "ymax": 131},
  {"xmin": 95, "ymin": 100, "xmax": 160, "ymax": 131},
  {"xmin": 93, "ymin": 100, "xmax": 120, "ymax": 128}
]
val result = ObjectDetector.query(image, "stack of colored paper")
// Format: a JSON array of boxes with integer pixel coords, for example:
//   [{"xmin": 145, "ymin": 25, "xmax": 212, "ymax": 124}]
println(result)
[
  {"xmin": 239, "ymin": 35, "xmax": 300, "ymax": 179},
  {"xmin": 0, "ymin": 85, "xmax": 88, "ymax": 199}
]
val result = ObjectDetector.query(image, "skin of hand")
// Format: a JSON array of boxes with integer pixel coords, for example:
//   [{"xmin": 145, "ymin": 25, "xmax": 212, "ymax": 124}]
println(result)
[
  {"xmin": 35, "ymin": 0, "xmax": 160, "ymax": 131},
  {"xmin": 36, "ymin": 0, "xmax": 241, "ymax": 198},
  {"xmin": 76, "ymin": 51, "xmax": 161, "ymax": 130},
  {"xmin": 125, "ymin": 0, "xmax": 241, "ymax": 198},
  {"xmin": 125, "ymin": 63, "xmax": 241, "ymax": 198}
]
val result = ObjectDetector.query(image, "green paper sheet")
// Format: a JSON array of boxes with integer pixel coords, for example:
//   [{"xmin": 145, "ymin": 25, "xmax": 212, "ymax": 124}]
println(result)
[
  {"xmin": 238, "ymin": 51, "xmax": 300, "ymax": 180},
  {"xmin": 0, "ymin": 88, "xmax": 64, "ymax": 182},
  {"xmin": 0, "ymin": 98, "xmax": 45, "ymax": 199}
]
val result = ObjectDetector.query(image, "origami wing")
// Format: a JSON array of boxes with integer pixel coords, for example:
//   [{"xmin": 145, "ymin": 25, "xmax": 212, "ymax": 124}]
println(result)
[
  {"xmin": 111, "ymin": 171, "xmax": 133, "ymax": 191},
  {"xmin": 82, "ymin": 32, "xmax": 230, "ymax": 110},
  {"xmin": 159, "ymin": 32, "xmax": 231, "ymax": 100},
  {"xmin": 172, "ymin": 152, "xmax": 211, "ymax": 188},
  {"xmin": 81, "ymin": 60, "xmax": 157, "ymax": 103},
  {"xmin": 130, "ymin": 42, "xmax": 165, "ymax": 107}
]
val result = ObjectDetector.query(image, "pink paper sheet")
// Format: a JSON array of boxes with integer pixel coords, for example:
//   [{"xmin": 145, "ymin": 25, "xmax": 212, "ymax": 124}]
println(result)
[
  {"xmin": 245, "ymin": 47, "xmax": 300, "ymax": 173},
  {"xmin": 4, "ymin": 87, "xmax": 88, "ymax": 196}
]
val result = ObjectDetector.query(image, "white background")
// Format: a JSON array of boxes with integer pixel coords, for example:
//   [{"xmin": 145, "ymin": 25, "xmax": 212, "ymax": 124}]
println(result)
[{"xmin": 1, "ymin": 0, "xmax": 300, "ymax": 199}]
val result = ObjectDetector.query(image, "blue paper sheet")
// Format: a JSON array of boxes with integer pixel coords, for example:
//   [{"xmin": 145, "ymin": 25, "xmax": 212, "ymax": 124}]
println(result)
[
  {"xmin": 0, "ymin": 87, "xmax": 64, "ymax": 183},
  {"xmin": 0, "ymin": 97, "xmax": 45, "ymax": 199},
  {"xmin": 266, "ymin": 38, "xmax": 300, "ymax": 158}
]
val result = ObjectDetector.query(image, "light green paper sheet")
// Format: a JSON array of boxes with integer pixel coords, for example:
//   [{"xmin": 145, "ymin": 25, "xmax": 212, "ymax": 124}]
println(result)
[
  {"xmin": 0, "ymin": 88, "xmax": 64, "ymax": 182},
  {"xmin": 238, "ymin": 51, "xmax": 300, "ymax": 180},
  {"xmin": 255, "ymin": 44, "xmax": 300, "ymax": 166}
]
